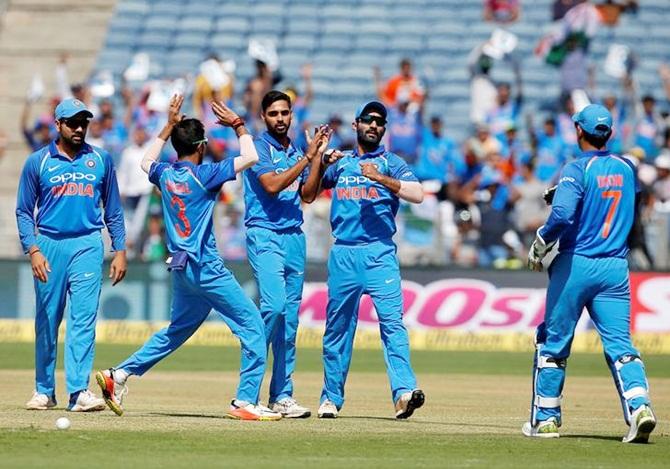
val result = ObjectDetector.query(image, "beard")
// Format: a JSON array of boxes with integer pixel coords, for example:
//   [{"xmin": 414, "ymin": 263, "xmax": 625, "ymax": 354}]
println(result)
[{"xmin": 357, "ymin": 126, "xmax": 382, "ymax": 147}]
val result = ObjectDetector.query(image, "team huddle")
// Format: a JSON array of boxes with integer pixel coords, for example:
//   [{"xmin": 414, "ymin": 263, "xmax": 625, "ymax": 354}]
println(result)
[{"xmin": 16, "ymin": 91, "xmax": 656, "ymax": 441}]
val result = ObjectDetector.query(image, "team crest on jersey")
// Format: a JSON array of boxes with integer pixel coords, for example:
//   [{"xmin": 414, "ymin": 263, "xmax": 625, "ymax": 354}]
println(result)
[{"xmin": 86, "ymin": 159, "xmax": 96, "ymax": 168}]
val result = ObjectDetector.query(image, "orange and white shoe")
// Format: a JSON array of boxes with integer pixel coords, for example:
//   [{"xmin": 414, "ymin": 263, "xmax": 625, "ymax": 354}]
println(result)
[
  {"xmin": 227, "ymin": 400, "xmax": 282, "ymax": 421},
  {"xmin": 95, "ymin": 369, "xmax": 128, "ymax": 416}
]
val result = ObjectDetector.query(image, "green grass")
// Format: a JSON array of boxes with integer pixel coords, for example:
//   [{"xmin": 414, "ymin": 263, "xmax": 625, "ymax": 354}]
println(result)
[
  {"xmin": 1, "ymin": 428, "xmax": 667, "ymax": 469},
  {"xmin": 1, "ymin": 342, "xmax": 669, "ymax": 378},
  {"xmin": 0, "ymin": 343, "xmax": 668, "ymax": 468}
]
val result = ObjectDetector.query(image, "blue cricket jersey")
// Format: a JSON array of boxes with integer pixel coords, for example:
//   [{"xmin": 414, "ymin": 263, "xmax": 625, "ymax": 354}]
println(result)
[
  {"xmin": 322, "ymin": 145, "xmax": 418, "ymax": 244},
  {"xmin": 540, "ymin": 149, "xmax": 638, "ymax": 258},
  {"xmin": 243, "ymin": 131, "xmax": 307, "ymax": 231},
  {"xmin": 149, "ymin": 158, "xmax": 236, "ymax": 263},
  {"xmin": 16, "ymin": 140, "xmax": 126, "ymax": 253}
]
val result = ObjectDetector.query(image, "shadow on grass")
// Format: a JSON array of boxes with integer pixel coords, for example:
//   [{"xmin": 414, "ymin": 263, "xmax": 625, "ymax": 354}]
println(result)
[
  {"xmin": 147, "ymin": 412, "xmax": 228, "ymax": 419},
  {"xmin": 562, "ymin": 434, "xmax": 624, "ymax": 442},
  {"xmin": 339, "ymin": 415, "xmax": 515, "ymax": 430}
]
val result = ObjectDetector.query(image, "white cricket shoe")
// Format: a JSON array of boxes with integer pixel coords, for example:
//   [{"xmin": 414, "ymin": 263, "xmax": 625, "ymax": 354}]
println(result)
[
  {"xmin": 395, "ymin": 389, "xmax": 425, "ymax": 419},
  {"xmin": 317, "ymin": 399, "xmax": 338, "ymax": 419},
  {"xmin": 269, "ymin": 398, "xmax": 311, "ymax": 418},
  {"xmin": 95, "ymin": 369, "xmax": 128, "ymax": 416},
  {"xmin": 68, "ymin": 389, "xmax": 106, "ymax": 412},
  {"xmin": 623, "ymin": 405, "xmax": 656, "ymax": 443},
  {"xmin": 26, "ymin": 391, "xmax": 56, "ymax": 410},
  {"xmin": 522, "ymin": 417, "xmax": 560, "ymax": 438},
  {"xmin": 227, "ymin": 400, "xmax": 282, "ymax": 421}
]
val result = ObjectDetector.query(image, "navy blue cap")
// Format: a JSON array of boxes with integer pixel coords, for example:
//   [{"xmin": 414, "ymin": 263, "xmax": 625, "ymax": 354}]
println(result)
[
  {"xmin": 54, "ymin": 98, "xmax": 93, "ymax": 120},
  {"xmin": 355, "ymin": 101, "xmax": 387, "ymax": 119},
  {"xmin": 572, "ymin": 104, "xmax": 612, "ymax": 137}
]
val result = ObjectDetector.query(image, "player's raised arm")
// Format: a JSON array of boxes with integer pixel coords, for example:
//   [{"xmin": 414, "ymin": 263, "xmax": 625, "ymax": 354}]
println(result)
[
  {"xmin": 141, "ymin": 94, "xmax": 184, "ymax": 174},
  {"xmin": 300, "ymin": 126, "xmax": 335, "ymax": 203},
  {"xmin": 211, "ymin": 100, "xmax": 258, "ymax": 173}
]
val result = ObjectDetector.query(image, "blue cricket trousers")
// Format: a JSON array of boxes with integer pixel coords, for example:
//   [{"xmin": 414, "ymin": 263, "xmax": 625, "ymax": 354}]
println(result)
[
  {"xmin": 34, "ymin": 231, "xmax": 103, "ymax": 396},
  {"xmin": 532, "ymin": 253, "xmax": 651, "ymax": 425},
  {"xmin": 321, "ymin": 239, "xmax": 417, "ymax": 408},
  {"xmin": 246, "ymin": 226, "xmax": 305, "ymax": 403},
  {"xmin": 116, "ymin": 258, "xmax": 267, "ymax": 404}
]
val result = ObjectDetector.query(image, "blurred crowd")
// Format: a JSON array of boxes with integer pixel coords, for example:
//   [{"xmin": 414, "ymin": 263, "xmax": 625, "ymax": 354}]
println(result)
[{"xmin": 16, "ymin": 0, "xmax": 670, "ymax": 269}]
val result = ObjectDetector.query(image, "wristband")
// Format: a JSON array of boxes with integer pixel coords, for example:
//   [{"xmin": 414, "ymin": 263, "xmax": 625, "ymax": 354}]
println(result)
[
  {"xmin": 231, "ymin": 117, "xmax": 245, "ymax": 129},
  {"xmin": 29, "ymin": 249, "xmax": 40, "ymax": 256}
]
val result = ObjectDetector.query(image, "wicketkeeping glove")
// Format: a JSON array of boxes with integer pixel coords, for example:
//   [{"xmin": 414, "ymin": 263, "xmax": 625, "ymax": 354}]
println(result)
[
  {"xmin": 527, "ymin": 228, "xmax": 556, "ymax": 272},
  {"xmin": 543, "ymin": 185, "xmax": 557, "ymax": 205}
]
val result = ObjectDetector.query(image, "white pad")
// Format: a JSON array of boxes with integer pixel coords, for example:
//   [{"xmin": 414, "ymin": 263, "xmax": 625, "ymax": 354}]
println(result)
[
  {"xmin": 534, "ymin": 395, "xmax": 562, "ymax": 408},
  {"xmin": 623, "ymin": 386, "xmax": 648, "ymax": 401},
  {"xmin": 538, "ymin": 356, "xmax": 561, "ymax": 368},
  {"xmin": 614, "ymin": 357, "xmax": 641, "ymax": 371}
]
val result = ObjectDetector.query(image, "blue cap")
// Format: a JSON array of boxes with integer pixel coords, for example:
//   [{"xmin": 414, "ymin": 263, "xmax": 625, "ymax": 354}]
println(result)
[
  {"xmin": 571, "ymin": 104, "xmax": 612, "ymax": 137},
  {"xmin": 355, "ymin": 101, "xmax": 387, "ymax": 119},
  {"xmin": 54, "ymin": 98, "xmax": 93, "ymax": 120}
]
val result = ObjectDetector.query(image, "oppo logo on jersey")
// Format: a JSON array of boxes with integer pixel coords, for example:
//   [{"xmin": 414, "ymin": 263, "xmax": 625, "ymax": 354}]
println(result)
[
  {"xmin": 49, "ymin": 172, "xmax": 96, "ymax": 184},
  {"xmin": 338, "ymin": 175, "xmax": 371, "ymax": 185}
]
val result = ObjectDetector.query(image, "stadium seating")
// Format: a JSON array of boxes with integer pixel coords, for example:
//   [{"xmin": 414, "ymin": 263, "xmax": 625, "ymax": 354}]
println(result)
[{"xmin": 88, "ymin": 0, "xmax": 668, "ymax": 140}]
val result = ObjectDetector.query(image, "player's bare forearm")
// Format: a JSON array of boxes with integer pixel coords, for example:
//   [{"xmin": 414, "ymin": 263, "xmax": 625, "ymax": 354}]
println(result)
[
  {"xmin": 258, "ymin": 157, "xmax": 310, "ymax": 195},
  {"xmin": 375, "ymin": 174, "xmax": 401, "ymax": 194},
  {"xmin": 300, "ymin": 156, "xmax": 325, "ymax": 203}
]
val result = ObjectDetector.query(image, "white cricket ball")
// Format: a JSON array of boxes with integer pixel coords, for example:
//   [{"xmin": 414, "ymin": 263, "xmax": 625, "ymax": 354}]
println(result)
[{"xmin": 55, "ymin": 417, "xmax": 71, "ymax": 430}]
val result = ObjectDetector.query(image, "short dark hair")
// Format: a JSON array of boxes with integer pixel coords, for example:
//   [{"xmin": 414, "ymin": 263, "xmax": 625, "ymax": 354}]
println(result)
[
  {"xmin": 261, "ymin": 90, "xmax": 292, "ymax": 113},
  {"xmin": 171, "ymin": 118, "xmax": 205, "ymax": 157},
  {"xmin": 582, "ymin": 128, "xmax": 612, "ymax": 149}
]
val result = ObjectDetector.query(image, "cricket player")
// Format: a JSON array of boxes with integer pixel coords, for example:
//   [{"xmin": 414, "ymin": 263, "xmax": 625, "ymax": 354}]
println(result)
[
  {"xmin": 302, "ymin": 101, "xmax": 425, "ymax": 419},
  {"xmin": 96, "ymin": 96, "xmax": 281, "ymax": 421},
  {"xmin": 243, "ymin": 90, "xmax": 331, "ymax": 418},
  {"xmin": 524, "ymin": 104, "xmax": 656, "ymax": 443},
  {"xmin": 16, "ymin": 98, "xmax": 127, "ymax": 412}
]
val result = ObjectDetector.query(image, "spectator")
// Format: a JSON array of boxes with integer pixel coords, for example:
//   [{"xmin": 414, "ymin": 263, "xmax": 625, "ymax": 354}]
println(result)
[
  {"xmin": 387, "ymin": 94, "xmax": 423, "ymax": 165},
  {"xmin": 601, "ymin": 91, "xmax": 627, "ymax": 154},
  {"xmin": 553, "ymin": 0, "xmax": 586, "ymax": 21},
  {"xmin": 414, "ymin": 116, "xmax": 463, "ymax": 187},
  {"xmin": 652, "ymin": 151, "xmax": 670, "ymax": 203},
  {"xmin": 486, "ymin": 64, "xmax": 523, "ymax": 138},
  {"xmin": 633, "ymin": 95, "xmax": 664, "ymax": 161},
  {"xmin": 87, "ymin": 119, "xmax": 105, "ymax": 148},
  {"xmin": 374, "ymin": 58, "xmax": 425, "ymax": 108},
  {"xmin": 529, "ymin": 117, "xmax": 567, "ymax": 183},
  {"xmin": 473, "ymin": 169, "xmax": 514, "ymax": 267},
  {"xmin": 141, "ymin": 215, "xmax": 167, "ymax": 262},
  {"xmin": 464, "ymin": 123, "xmax": 502, "ymax": 165},
  {"xmin": 468, "ymin": 43, "xmax": 497, "ymax": 123},
  {"xmin": 510, "ymin": 161, "xmax": 551, "ymax": 247},
  {"xmin": 483, "ymin": 0, "xmax": 520, "ymax": 24},
  {"xmin": 285, "ymin": 64, "xmax": 314, "ymax": 151},
  {"xmin": 243, "ymin": 59, "xmax": 276, "ymax": 130},
  {"xmin": 555, "ymin": 95, "xmax": 580, "ymax": 159},
  {"xmin": 326, "ymin": 114, "xmax": 354, "ymax": 151},
  {"xmin": 192, "ymin": 54, "xmax": 235, "ymax": 121},
  {"xmin": 117, "ymin": 125, "xmax": 153, "ymax": 257},
  {"xmin": 20, "ymin": 99, "xmax": 56, "ymax": 151},
  {"xmin": 498, "ymin": 122, "xmax": 530, "ymax": 180}
]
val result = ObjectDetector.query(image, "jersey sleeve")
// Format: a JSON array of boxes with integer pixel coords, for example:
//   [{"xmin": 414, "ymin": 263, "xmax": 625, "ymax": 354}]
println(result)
[
  {"xmin": 148, "ymin": 161, "xmax": 169, "ymax": 187},
  {"xmin": 197, "ymin": 158, "xmax": 236, "ymax": 192},
  {"xmin": 248, "ymin": 140, "xmax": 275, "ymax": 179},
  {"xmin": 15, "ymin": 152, "xmax": 41, "ymax": 253},
  {"xmin": 539, "ymin": 162, "xmax": 585, "ymax": 243},
  {"xmin": 101, "ymin": 152, "xmax": 127, "ymax": 252},
  {"xmin": 388, "ymin": 153, "xmax": 419, "ymax": 182},
  {"xmin": 321, "ymin": 163, "xmax": 338, "ymax": 189}
]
